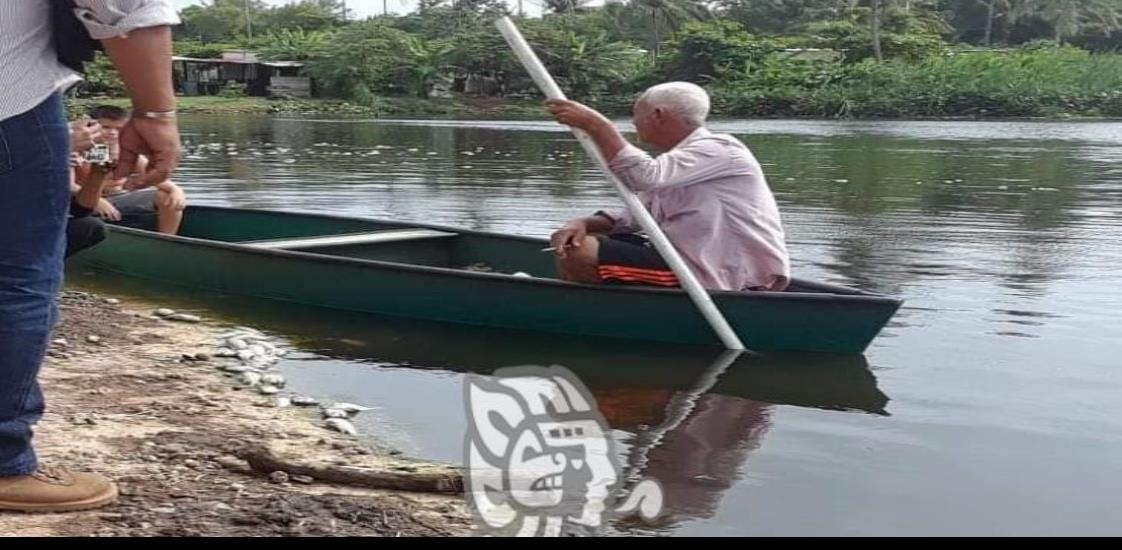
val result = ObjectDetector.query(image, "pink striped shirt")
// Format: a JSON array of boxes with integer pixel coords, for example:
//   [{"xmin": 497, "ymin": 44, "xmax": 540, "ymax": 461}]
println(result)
[{"xmin": 602, "ymin": 128, "xmax": 791, "ymax": 291}]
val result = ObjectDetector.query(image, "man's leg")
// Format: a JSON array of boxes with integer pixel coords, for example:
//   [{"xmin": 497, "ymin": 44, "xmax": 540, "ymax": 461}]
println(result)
[
  {"xmin": 584, "ymin": 233, "xmax": 680, "ymax": 287},
  {"xmin": 65, "ymin": 217, "xmax": 108, "ymax": 259},
  {"xmin": 0, "ymin": 94, "xmax": 117, "ymax": 512},
  {"xmin": 0, "ymin": 94, "xmax": 70, "ymax": 477},
  {"xmin": 556, "ymin": 236, "xmax": 602, "ymax": 283},
  {"xmin": 154, "ymin": 185, "xmax": 183, "ymax": 235}
]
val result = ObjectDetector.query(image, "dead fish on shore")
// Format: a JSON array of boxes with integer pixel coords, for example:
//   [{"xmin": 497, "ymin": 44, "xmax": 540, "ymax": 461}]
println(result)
[
  {"xmin": 324, "ymin": 418, "xmax": 357, "ymax": 435},
  {"xmin": 327, "ymin": 402, "xmax": 374, "ymax": 415},
  {"xmin": 322, "ymin": 408, "xmax": 349, "ymax": 419},
  {"xmin": 240, "ymin": 372, "xmax": 262, "ymax": 387},
  {"xmin": 167, "ymin": 314, "xmax": 202, "ymax": 323}
]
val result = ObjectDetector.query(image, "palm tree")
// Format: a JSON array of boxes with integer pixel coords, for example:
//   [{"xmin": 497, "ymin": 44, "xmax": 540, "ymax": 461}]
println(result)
[
  {"xmin": 542, "ymin": 0, "xmax": 592, "ymax": 14},
  {"xmin": 581, "ymin": 34, "xmax": 644, "ymax": 96},
  {"xmin": 545, "ymin": 31, "xmax": 646, "ymax": 97},
  {"xmin": 856, "ymin": 0, "xmax": 947, "ymax": 62},
  {"xmin": 1011, "ymin": 0, "xmax": 1122, "ymax": 45},
  {"xmin": 870, "ymin": 0, "xmax": 884, "ymax": 61},
  {"xmin": 974, "ymin": 0, "xmax": 1011, "ymax": 46},
  {"xmin": 257, "ymin": 28, "xmax": 329, "ymax": 61},
  {"xmin": 401, "ymin": 35, "xmax": 455, "ymax": 98},
  {"xmin": 628, "ymin": 0, "xmax": 710, "ymax": 56}
]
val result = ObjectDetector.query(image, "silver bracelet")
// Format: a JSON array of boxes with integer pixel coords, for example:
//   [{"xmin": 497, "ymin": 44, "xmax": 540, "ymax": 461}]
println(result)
[{"xmin": 132, "ymin": 109, "xmax": 177, "ymax": 120}]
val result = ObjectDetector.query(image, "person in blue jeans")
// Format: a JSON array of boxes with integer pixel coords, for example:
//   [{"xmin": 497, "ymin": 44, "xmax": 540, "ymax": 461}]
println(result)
[{"xmin": 0, "ymin": 1, "xmax": 180, "ymax": 513}]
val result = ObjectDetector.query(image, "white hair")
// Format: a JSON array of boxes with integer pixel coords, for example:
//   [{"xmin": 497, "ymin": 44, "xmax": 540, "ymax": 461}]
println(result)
[{"xmin": 637, "ymin": 82, "xmax": 711, "ymax": 127}]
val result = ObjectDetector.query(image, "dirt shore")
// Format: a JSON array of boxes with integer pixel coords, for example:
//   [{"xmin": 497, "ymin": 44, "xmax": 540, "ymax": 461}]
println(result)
[{"xmin": 0, "ymin": 291, "xmax": 473, "ymax": 537}]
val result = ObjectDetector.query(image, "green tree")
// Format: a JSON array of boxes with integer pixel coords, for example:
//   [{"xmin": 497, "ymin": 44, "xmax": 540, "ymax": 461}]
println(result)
[
  {"xmin": 304, "ymin": 21, "xmax": 414, "ymax": 102},
  {"xmin": 177, "ymin": 0, "xmax": 270, "ymax": 42},
  {"xmin": 255, "ymin": 1, "xmax": 340, "ymax": 34},
  {"xmin": 400, "ymin": 35, "xmax": 456, "ymax": 98},
  {"xmin": 658, "ymin": 20, "xmax": 784, "ymax": 82},
  {"xmin": 715, "ymin": 0, "xmax": 846, "ymax": 35},
  {"xmin": 173, "ymin": 40, "xmax": 234, "ymax": 58},
  {"xmin": 628, "ymin": 0, "xmax": 711, "ymax": 55},
  {"xmin": 257, "ymin": 28, "xmax": 330, "ymax": 61},
  {"xmin": 1011, "ymin": 0, "xmax": 1122, "ymax": 45},
  {"xmin": 446, "ymin": 24, "xmax": 516, "ymax": 82},
  {"xmin": 975, "ymin": 0, "xmax": 1012, "ymax": 45},
  {"xmin": 542, "ymin": 29, "xmax": 647, "ymax": 97},
  {"xmin": 74, "ymin": 54, "xmax": 126, "ymax": 97},
  {"xmin": 302, "ymin": 21, "xmax": 462, "ymax": 100},
  {"xmin": 543, "ymin": 0, "xmax": 594, "ymax": 14},
  {"xmin": 178, "ymin": 3, "xmax": 241, "ymax": 42}
]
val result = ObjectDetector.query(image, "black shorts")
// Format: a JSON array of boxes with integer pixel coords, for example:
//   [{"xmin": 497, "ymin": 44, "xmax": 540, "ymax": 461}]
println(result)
[
  {"xmin": 105, "ymin": 188, "xmax": 157, "ymax": 217},
  {"xmin": 596, "ymin": 233, "xmax": 680, "ymax": 287},
  {"xmin": 65, "ymin": 216, "xmax": 107, "ymax": 259}
]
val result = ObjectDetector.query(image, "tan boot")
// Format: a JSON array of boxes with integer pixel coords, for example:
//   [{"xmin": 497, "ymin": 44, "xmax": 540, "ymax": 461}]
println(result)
[{"xmin": 0, "ymin": 466, "xmax": 117, "ymax": 513}]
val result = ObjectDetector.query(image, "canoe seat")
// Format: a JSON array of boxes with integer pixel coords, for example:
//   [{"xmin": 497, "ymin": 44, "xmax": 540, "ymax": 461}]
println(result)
[{"xmin": 243, "ymin": 229, "xmax": 456, "ymax": 251}]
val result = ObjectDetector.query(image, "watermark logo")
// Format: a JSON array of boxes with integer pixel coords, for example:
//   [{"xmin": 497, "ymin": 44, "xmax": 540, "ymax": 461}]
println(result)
[{"xmin": 464, "ymin": 366, "xmax": 663, "ymax": 537}]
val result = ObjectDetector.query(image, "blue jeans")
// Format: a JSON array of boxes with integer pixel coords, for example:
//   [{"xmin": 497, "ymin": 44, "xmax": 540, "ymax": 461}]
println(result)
[{"xmin": 0, "ymin": 94, "xmax": 70, "ymax": 477}]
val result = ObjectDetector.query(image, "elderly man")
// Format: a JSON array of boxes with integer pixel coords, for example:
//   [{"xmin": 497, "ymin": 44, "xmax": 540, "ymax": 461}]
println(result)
[
  {"xmin": 0, "ymin": 0, "xmax": 180, "ymax": 513},
  {"xmin": 546, "ymin": 82, "xmax": 790, "ymax": 292}
]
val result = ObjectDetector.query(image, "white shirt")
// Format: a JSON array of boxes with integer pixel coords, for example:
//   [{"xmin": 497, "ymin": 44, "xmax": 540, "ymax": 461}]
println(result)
[{"xmin": 0, "ymin": 0, "xmax": 179, "ymax": 122}]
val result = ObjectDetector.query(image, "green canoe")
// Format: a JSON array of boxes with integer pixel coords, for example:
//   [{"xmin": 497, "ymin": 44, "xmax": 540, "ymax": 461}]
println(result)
[{"xmin": 68, "ymin": 206, "xmax": 903, "ymax": 353}]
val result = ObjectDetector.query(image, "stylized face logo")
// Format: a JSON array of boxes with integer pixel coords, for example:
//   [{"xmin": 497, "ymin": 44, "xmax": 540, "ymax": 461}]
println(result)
[{"xmin": 465, "ymin": 366, "xmax": 662, "ymax": 537}]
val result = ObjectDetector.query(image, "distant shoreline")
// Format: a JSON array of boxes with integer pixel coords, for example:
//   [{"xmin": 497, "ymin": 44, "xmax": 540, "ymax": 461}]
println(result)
[{"xmin": 67, "ymin": 95, "xmax": 1122, "ymax": 122}]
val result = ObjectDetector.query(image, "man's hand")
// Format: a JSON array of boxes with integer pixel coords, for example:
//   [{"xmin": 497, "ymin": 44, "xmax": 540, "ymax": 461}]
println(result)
[
  {"xmin": 68, "ymin": 120, "xmax": 103, "ymax": 153},
  {"xmin": 545, "ymin": 100, "xmax": 609, "ymax": 133},
  {"xmin": 95, "ymin": 199, "xmax": 122, "ymax": 222},
  {"xmin": 117, "ymin": 117, "xmax": 180, "ymax": 187},
  {"xmin": 159, "ymin": 186, "xmax": 188, "ymax": 212},
  {"xmin": 122, "ymin": 173, "xmax": 146, "ymax": 192},
  {"xmin": 545, "ymin": 99, "xmax": 628, "ymax": 162},
  {"xmin": 550, "ymin": 219, "xmax": 590, "ymax": 260}
]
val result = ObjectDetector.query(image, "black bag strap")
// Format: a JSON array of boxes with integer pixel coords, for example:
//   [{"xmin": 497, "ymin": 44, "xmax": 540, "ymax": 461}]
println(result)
[{"xmin": 51, "ymin": 0, "xmax": 104, "ymax": 74}]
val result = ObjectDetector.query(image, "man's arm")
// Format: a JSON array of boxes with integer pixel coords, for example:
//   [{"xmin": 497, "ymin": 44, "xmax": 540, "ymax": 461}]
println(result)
[
  {"xmin": 545, "ymin": 99, "xmax": 729, "ymax": 193},
  {"xmin": 73, "ymin": 1, "xmax": 181, "ymax": 185},
  {"xmin": 607, "ymin": 143, "xmax": 733, "ymax": 193},
  {"xmin": 545, "ymin": 100, "xmax": 629, "ymax": 164},
  {"xmin": 73, "ymin": 167, "xmax": 111, "ymax": 213},
  {"xmin": 100, "ymin": 27, "xmax": 179, "ymax": 186}
]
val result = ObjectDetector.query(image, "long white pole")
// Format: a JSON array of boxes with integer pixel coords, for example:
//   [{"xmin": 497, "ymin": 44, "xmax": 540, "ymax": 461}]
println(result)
[
  {"xmin": 495, "ymin": 17, "xmax": 745, "ymax": 351},
  {"xmin": 622, "ymin": 349, "xmax": 742, "ymax": 482}
]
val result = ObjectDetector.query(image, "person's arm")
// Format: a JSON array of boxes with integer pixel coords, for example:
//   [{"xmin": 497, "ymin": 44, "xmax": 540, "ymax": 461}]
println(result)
[
  {"xmin": 607, "ymin": 141, "xmax": 733, "ymax": 193},
  {"xmin": 546, "ymin": 99, "xmax": 728, "ymax": 193},
  {"xmin": 68, "ymin": 120, "xmax": 102, "ymax": 153},
  {"xmin": 72, "ymin": 1, "xmax": 181, "ymax": 185},
  {"xmin": 73, "ymin": 166, "xmax": 111, "ymax": 212},
  {"xmin": 100, "ymin": 27, "xmax": 179, "ymax": 186},
  {"xmin": 545, "ymin": 100, "xmax": 629, "ymax": 163}
]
